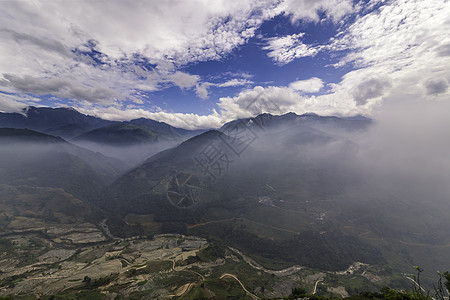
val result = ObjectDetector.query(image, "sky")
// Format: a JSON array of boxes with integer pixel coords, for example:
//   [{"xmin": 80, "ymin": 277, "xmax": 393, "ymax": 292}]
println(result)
[{"xmin": 0, "ymin": 0, "xmax": 449, "ymax": 129}]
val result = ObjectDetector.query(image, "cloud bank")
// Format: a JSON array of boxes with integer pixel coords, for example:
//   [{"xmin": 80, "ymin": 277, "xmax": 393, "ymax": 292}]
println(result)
[{"xmin": 0, "ymin": 0, "xmax": 449, "ymax": 129}]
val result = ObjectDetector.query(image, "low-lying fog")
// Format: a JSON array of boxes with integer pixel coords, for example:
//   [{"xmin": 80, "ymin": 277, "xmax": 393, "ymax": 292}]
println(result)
[{"xmin": 71, "ymin": 139, "xmax": 182, "ymax": 167}]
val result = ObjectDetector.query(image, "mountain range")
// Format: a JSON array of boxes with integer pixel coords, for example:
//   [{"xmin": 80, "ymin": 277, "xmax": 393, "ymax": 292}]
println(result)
[
  {"xmin": 0, "ymin": 106, "xmax": 204, "ymax": 165},
  {"xmin": 1, "ymin": 106, "xmax": 449, "ymax": 276},
  {"xmin": 0, "ymin": 106, "xmax": 203, "ymax": 141}
]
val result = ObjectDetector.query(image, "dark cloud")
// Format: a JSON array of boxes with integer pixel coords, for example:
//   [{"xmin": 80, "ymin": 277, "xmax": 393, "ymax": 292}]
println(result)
[
  {"xmin": 425, "ymin": 77, "xmax": 448, "ymax": 95},
  {"xmin": 436, "ymin": 44, "xmax": 450, "ymax": 57},
  {"xmin": 2, "ymin": 74, "xmax": 118, "ymax": 103},
  {"xmin": 1, "ymin": 29, "xmax": 71, "ymax": 57},
  {"xmin": 352, "ymin": 78, "xmax": 391, "ymax": 105}
]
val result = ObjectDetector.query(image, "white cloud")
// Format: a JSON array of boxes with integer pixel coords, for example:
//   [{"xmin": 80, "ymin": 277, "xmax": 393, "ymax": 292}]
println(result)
[
  {"xmin": 0, "ymin": 93, "xmax": 41, "ymax": 113},
  {"xmin": 88, "ymin": 0, "xmax": 450, "ymax": 127},
  {"xmin": 193, "ymin": 78, "xmax": 255, "ymax": 100},
  {"xmin": 221, "ymin": 72, "xmax": 254, "ymax": 80},
  {"xmin": 216, "ymin": 83, "xmax": 360, "ymax": 121},
  {"xmin": 1, "ymin": 0, "xmax": 448, "ymax": 130},
  {"xmin": 261, "ymin": 0, "xmax": 355, "ymax": 64},
  {"xmin": 276, "ymin": 0, "xmax": 354, "ymax": 23},
  {"xmin": 75, "ymin": 104, "xmax": 224, "ymax": 130},
  {"xmin": 167, "ymin": 72, "xmax": 199, "ymax": 90},
  {"xmin": 0, "ymin": 0, "xmax": 279, "ymax": 67},
  {"xmin": 0, "ymin": 0, "xmax": 358, "ymax": 112},
  {"xmin": 216, "ymin": 78, "xmax": 254, "ymax": 87},
  {"xmin": 0, "ymin": 0, "xmax": 279, "ymax": 105},
  {"xmin": 263, "ymin": 33, "xmax": 322, "ymax": 65},
  {"xmin": 334, "ymin": 0, "xmax": 450, "ymax": 72},
  {"xmin": 66, "ymin": 77, "xmax": 359, "ymax": 130},
  {"xmin": 329, "ymin": 0, "xmax": 450, "ymax": 105},
  {"xmin": 266, "ymin": 0, "xmax": 450, "ymax": 114},
  {"xmin": 195, "ymin": 82, "xmax": 213, "ymax": 100},
  {"xmin": 289, "ymin": 77, "xmax": 324, "ymax": 93}
]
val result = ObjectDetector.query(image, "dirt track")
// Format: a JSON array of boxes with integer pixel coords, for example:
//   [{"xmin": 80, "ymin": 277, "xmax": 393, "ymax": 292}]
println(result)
[{"xmin": 220, "ymin": 273, "xmax": 260, "ymax": 300}]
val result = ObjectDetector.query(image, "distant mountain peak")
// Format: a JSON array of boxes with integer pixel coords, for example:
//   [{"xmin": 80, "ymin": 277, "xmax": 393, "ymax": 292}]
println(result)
[
  {"xmin": 1, "ymin": 106, "xmax": 114, "ymax": 139},
  {"xmin": 256, "ymin": 112, "xmax": 273, "ymax": 117},
  {"xmin": 182, "ymin": 129, "xmax": 223, "ymax": 143},
  {"xmin": 300, "ymin": 112, "xmax": 319, "ymax": 117},
  {"xmin": 22, "ymin": 106, "xmax": 33, "ymax": 116}
]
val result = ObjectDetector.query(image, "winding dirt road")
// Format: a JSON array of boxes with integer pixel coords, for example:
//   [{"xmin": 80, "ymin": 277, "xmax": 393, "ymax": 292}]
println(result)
[
  {"xmin": 170, "ymin": 259, "xmax": 205, "ymax": 280},
  {"xmin": 313, "ymin": 277, "xmax": 324, "ymax": 294},
  {"xmin": 220, "ymin": 273, "xmax": 260, "ymax": 300}
]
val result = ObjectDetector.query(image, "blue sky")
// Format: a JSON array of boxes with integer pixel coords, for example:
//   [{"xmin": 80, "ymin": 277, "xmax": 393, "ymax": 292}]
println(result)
[{"xmin": 0, "ymin": 0, "xmax": 449, "ymax": 129}]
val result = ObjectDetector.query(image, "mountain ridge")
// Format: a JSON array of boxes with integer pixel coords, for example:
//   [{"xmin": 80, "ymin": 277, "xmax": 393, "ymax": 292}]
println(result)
[{"xmin": 0, "ymin": 106, "xmax": 206, "ymax": 142}]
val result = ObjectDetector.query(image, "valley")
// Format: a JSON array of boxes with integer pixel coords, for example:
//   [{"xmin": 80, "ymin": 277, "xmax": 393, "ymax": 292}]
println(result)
[
  {"xmin": 0, "ymin": 108, "xmax": 449, "ymax": 298},
  {"xmin": 0, "ymin": 216, "xmax": 403, "ymax": 299},
  {"xmin": 2, "ymin": 1, "xmax": 450, "ymax": 298}
]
